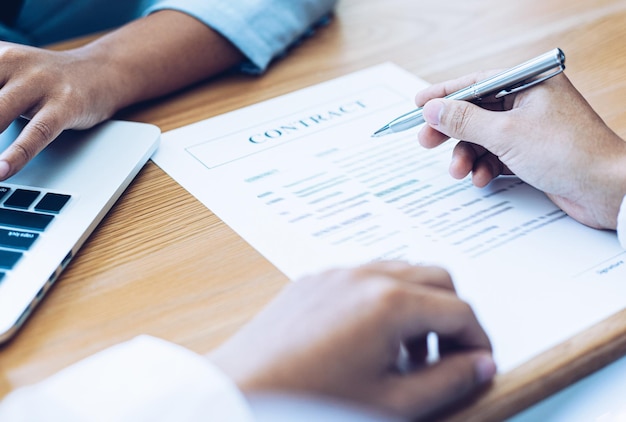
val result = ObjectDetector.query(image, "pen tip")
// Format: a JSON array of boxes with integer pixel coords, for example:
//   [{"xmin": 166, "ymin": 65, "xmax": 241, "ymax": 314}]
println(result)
[{"xmin": 372, "ymin": 125, "xmax": 390, "ymax": 137}]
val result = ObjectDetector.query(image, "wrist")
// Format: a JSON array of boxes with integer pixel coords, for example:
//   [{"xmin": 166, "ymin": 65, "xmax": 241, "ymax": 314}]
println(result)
[
  {"xmin": 586, "ymin": 132, "xmax": 626, "ymax": 230},
  {"xmin": 65, "ymin": 43, "xmax": 143, "ymax": 115},
  {"xmin": 66, "ymin": 10, "xmax": 244, "ymax": 114}
]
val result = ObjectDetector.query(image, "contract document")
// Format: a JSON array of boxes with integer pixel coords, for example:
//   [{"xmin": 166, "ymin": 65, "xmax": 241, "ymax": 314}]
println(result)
[{"xmin": 152, "ymin": 63, "xmax": 626, "ymax": 372}]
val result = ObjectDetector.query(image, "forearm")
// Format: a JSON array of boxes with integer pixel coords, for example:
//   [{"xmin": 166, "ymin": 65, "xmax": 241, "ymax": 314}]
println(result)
[
  {"xmin": 0, "ymin": 2, "xmax": 336, "ymax": 179},
  {"xmin": 543, "ymin": 124, "xmax": 626, "ymax": 231},
  {"xmin": 69, "ymin": 10, "xmax": 244, "ymax": 112}
]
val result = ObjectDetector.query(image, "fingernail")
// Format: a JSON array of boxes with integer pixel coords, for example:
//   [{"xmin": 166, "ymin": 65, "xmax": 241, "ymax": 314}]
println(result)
[
  {"xmin": 0, "ymin": 161, "xmax": 10, "ymax": 180},
  {"xmin": 423, "ymin": 100, "xmax": 444, "ymax": 126},
  {"xmin": 475, "ymin": 353, "xmax": 497, "ymax": 384}
]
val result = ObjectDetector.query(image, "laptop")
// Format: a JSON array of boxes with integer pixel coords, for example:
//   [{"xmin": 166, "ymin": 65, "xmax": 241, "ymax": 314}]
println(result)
[{"xmin": 0, "ymin": 118, "xmax": 160, "ymax": 343}]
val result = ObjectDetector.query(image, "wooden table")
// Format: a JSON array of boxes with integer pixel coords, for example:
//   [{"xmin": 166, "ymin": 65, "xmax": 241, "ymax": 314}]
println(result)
[{"xmin": 2, "ymin": 0, "xmax": 626, "ymax": 419}]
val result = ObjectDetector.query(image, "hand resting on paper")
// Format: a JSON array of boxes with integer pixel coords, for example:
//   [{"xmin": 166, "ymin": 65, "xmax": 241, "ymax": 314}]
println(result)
[
  {"xmin": 415, "ymin": 72, "xmax": 626, "ymax": 231},
  {"xmin": 209, "ymin": 261, "xmax": 496, "ymax": 421}
]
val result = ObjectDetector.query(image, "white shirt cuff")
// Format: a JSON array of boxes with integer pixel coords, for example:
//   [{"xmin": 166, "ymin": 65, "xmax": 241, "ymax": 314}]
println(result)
[{"xmin": 0, "ymin": 335, "xmax": 254, "ymax": 422}]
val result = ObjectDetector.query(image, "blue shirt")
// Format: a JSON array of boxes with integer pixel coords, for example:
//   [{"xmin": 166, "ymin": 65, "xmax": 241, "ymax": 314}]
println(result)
[{"xmin": 0, "ymin": 0, "xmax": 337, "ymax": 73}]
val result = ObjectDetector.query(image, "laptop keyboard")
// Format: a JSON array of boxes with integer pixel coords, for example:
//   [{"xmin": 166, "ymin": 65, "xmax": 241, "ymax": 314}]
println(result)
[{"xmin": 0, "ymin": 186, "xmax": 71, "ymax": 282}]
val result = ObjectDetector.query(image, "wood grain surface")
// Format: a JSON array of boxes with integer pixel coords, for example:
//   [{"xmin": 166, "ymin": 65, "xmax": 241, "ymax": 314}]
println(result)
[{"xmin": 1, "ymin": 0, "xmax": 626, "ymax": 419}]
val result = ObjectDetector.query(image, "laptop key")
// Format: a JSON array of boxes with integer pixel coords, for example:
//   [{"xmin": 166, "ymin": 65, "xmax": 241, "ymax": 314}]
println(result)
[
  {"xmin": 0, "ymin": 187, "xmax": 10, "ymax": 202},
  {"xmin": 4, "ymin": 189, "xmax": 40, "ymax": 209},
  {"xmin": 0, "ymin": 208, "xmax": 54, "ymax": 231},
  {"xmin": 0, "ymin": 229, "xmax": 38, "ymax": 250},
  {"xmin": 0, "ymin": 249, "xmax": 22, "ymax": 269},
  {"xmin": 35, "ymin": 193, "xmax": 71, "ymax": 213}
]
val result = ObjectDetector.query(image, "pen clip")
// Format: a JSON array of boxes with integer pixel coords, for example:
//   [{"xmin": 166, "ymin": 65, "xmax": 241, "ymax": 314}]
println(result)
[{"xmin": 494, "ymin": 65, "xmax": 566, "ymax": 98}]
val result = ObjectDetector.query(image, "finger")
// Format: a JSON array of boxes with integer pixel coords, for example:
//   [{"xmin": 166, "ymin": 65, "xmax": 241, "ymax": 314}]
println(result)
[
  {"xmin": 417, "ymin": 123, "xmax": 451, "ymax": 149},
  {"xmin": 414, "ymin": 70, "xmax": 500, "ymax": 107},
  {"xmin": 449, "ymin": 141, "xmax": 483, "ymax": 179},
  {"xmin": 379, "ymin": 350, "xmax": 496, "ymax": 419},
  {"xmin": 470, "ymin": 153, "xmax": 506, "ymax": 188},
  {"xmin": 0, "ymin": 110, "xmax": 63, "ymax": 179},
  {"xmin": 0, "ymin": 85, "xmax": 40, "ymax": 135},
  {"xmin": 450, "ymin": 140, "xmax": 513, "ymax": 187},
  {"xmin": 362, "ymin": 261, "xmax": 456, "ymax": 292},
  {"xmin": 423, "ymin": 98, "xmax": 511, "ymax": 154},
  {"xmin": 394, "ymin": 287, "xmax": 491, "ymax": 352},
  {"xmin": 404, "ymin": 265, "xmax": 455, "ymax": 292}
]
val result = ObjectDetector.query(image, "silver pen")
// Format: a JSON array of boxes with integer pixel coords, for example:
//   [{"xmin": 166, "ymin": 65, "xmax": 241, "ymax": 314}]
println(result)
[{"xmin": 372, "ymin": 48, "xmax": 566, "ymax": 137}]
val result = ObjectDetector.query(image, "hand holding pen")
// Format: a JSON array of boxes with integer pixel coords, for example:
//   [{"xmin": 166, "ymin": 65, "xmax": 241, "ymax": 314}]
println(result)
[
  {"xmin": 408, "ymin": 49, "xmax": 626, "ymax": 232},
  {"xmin": 373, "ymin": 48, "xmax": 566, "ymax": 137}
]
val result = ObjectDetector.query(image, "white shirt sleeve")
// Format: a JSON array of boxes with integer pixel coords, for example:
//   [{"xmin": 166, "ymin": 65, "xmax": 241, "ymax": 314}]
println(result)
[
  {"xmin": 0, "ymin": 335, "xmax": 254, "ymax": 422},
  {"xmin": 617, "ymin": 195, "xmax": 626, "ymax": 249}
]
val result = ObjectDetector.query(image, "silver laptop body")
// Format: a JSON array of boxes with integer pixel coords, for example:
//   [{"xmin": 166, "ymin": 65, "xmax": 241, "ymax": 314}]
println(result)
[{"xmin": 0, "ymin": 119, "xmax": 160, "ymax": 343}]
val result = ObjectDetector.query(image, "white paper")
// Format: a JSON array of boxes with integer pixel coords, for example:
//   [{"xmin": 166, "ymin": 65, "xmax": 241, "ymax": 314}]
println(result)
[{"xmin": 152, "ymin": 63, "xmax": 626, "ymax": 372}]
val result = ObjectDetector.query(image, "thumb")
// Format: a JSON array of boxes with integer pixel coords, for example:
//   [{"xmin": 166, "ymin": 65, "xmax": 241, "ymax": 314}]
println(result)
[{"xmin": 422, "ymin": 98, "xmax": 499, "ymax": 149}]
